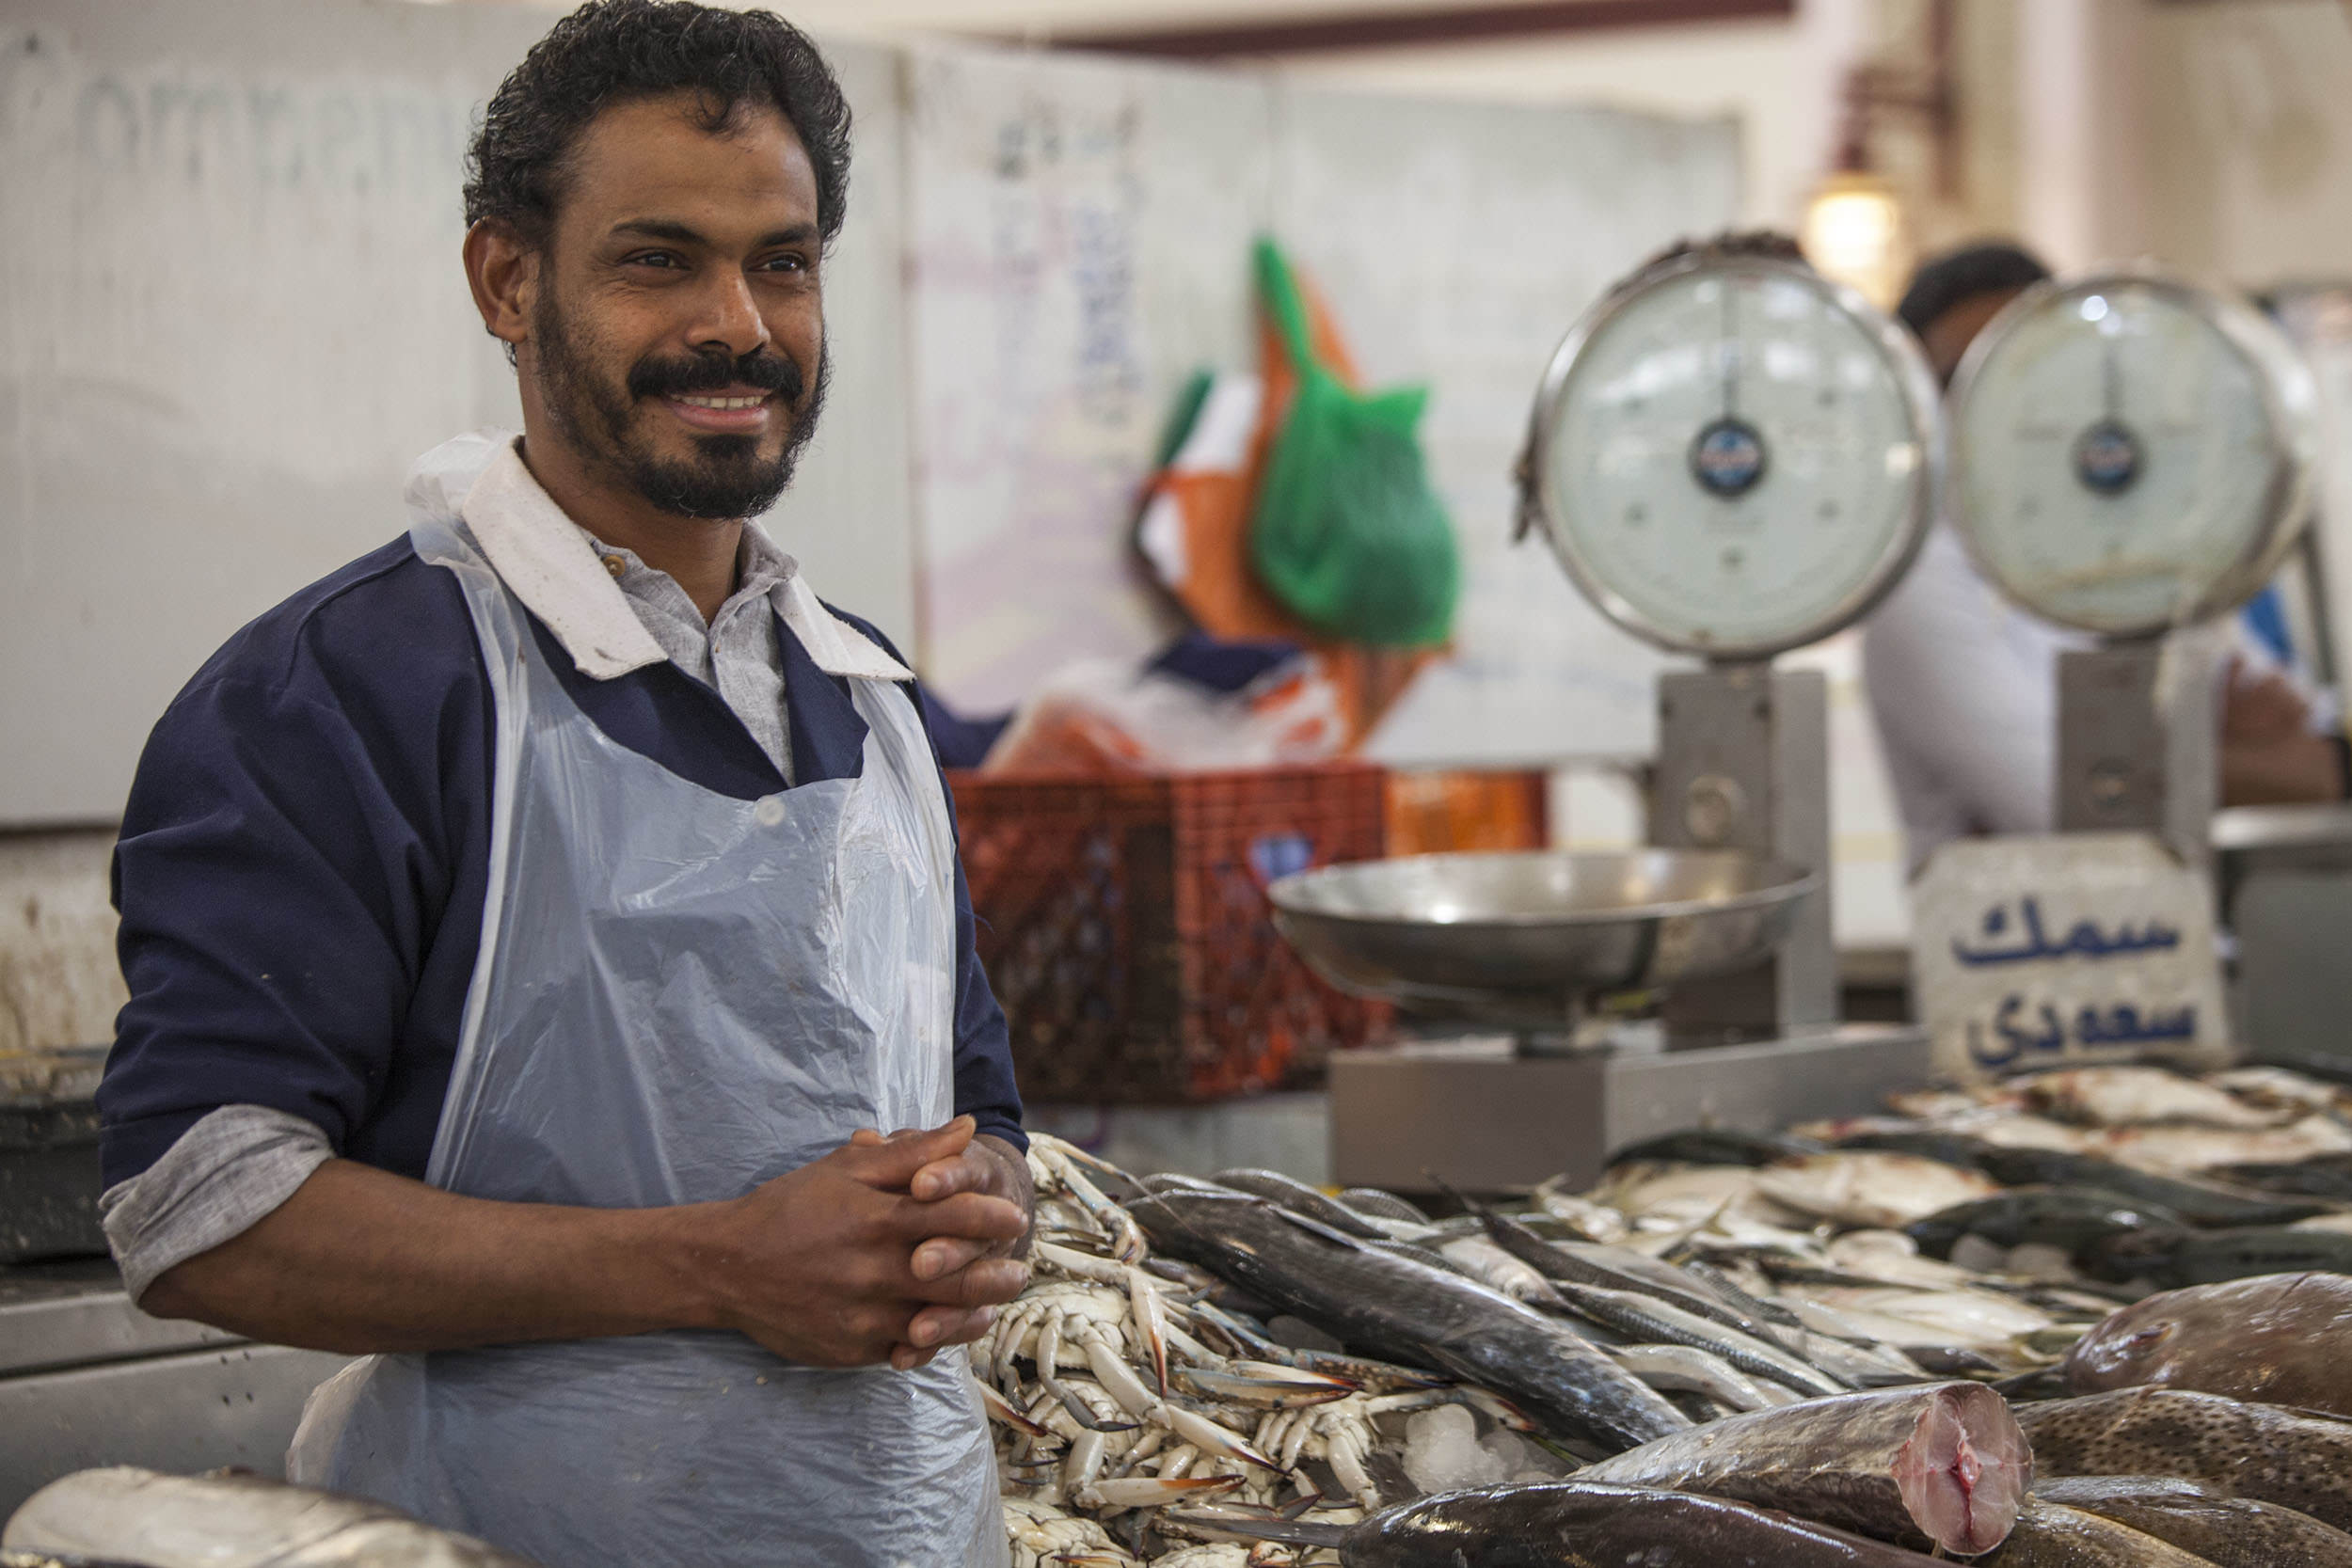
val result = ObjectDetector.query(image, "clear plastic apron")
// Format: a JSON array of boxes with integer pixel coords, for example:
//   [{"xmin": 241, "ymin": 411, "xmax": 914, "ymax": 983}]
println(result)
[{"xmin": 288, "ymin": 500, "xmax": 1001, "ymax": 1568}]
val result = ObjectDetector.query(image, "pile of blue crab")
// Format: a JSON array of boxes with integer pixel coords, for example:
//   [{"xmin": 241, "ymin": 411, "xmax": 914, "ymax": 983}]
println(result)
[{"xmin": 990, "ymin": 1061, "xmax": 2352, "ymax": 1566}]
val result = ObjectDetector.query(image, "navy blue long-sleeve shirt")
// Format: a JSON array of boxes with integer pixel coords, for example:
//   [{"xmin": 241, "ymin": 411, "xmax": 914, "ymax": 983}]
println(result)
[{"xmin": 99, "ymin": 531, "xmax": 1024, "ymax": 1194}]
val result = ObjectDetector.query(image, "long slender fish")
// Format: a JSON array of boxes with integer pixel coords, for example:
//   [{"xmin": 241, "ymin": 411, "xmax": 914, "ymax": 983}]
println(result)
[
  {"xmin": 1126, "ymin": 1190, "xmax": 1690, "ymax": 1455},
  {"xmin": 2063, "ymin": 1272, "xmax": 2352, "ymax": 1418},
  {"xmin": 2215, "ymin": 1159, "xmax": 2352, "ymax": 1201},
  {"xmin": 1576, "ymin": 1382, "xmax": 2033, "ymax": 1556},
  {"xmin": 2035, "ymin": 1476, "xmax": 2352, "ymax": 1568},
  {"xmin": 1976, "ymin": 1498, "xmax": 2219, "ymax": 1567},
  {"xmin": 2, "ymin": 1468, "xmax": 544, "ymax": 1567},
  {"xmin": 1174, "ymin": 1481, "xmax": 1947, "ymax": 1566},
  {"xmin": 2084, "ymin": 1224, "xmax": 2352, "ymax": 1288},
  {"xmin": 1605, "ymin": 1128, "xmax": 1831, "ymax": 1169},
  {"xmin": 1906, "ymin": 1188, "xmax": 2184, "ymax": 1261},
  {"xmin": 1541, "ymin": 1278, "xmax": 1849, "ymax": 1399},
  {"xmin": 1969, "ymin": 1146, "xmax": 2338, "ymax": 1227},
  {"xmin": 1209, "ymin": 1168, "xmax": 1398, "ymax": 1239},
  {"xmin": 1446, "ymin": 1183, "xmax": 1808, "ymax": 1353},
  {"xmin": 2013, "ymin": 1388, "xmax": 2352, "ymax": 1532}
]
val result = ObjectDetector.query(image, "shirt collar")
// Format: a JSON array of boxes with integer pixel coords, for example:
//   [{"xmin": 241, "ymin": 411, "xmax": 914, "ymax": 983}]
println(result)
[{"xmin": 455, "ymin": 436, "xmax": 911, "ymax": 684}]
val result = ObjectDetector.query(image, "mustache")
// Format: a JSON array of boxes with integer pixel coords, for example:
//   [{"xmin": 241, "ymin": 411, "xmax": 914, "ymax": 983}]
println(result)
[{"xmin": 627, "ymin": 348, "xmax": 806, "ymax": 404}]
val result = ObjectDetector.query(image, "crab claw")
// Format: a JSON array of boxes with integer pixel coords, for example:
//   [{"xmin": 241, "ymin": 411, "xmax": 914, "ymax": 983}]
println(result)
[
  {"xmin": 976, "ymin": 1378, "xmax": 1053, "ymax": 1437},
  {"xmin": 1126, "ymin": 1266, "xmax": 1170, "ymax": 1395},
  {"xmin": 1074, "ymin": 1474, "xmax": 1247, "ymax": 1512},
  {"xmin": 1178, "ymin": 1369, "xmax": 1356, "ymax": 1409}
]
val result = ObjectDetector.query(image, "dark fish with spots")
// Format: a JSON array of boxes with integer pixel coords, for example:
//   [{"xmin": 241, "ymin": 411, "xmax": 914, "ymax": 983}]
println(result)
[
  {"xmin": 2062, "ymin": 1272, "xmax": 2352, "ymax": 1418},
  {"xmin": 1127, "ymin": 1189, "xmax": 1689, "ymax": 1454},
  {"xmin": 1575, "ymin": 1382, "xmax": 2034, "ymax": 1555},
  {"xmin": 1976, "ymin": 1498, "xmax": 2219, "ymax": 1567},
  {"xmin": 1174, "ymin": 1481, "xmax": 1948, "ymax": 1566},
  {"xmin": 2013, "ymin": 1387, "xmax": 2352, "ymax": 1532},
  {"xmin": 2034, "ymin": 1475, "xmax": 2352, "ymax": 1568}
]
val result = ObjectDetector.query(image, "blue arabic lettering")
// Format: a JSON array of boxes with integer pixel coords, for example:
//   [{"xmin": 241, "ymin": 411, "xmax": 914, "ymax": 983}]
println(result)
[{"xmin": 1951, "ymin": 896, "xmax": 2182, "ymax": 967}]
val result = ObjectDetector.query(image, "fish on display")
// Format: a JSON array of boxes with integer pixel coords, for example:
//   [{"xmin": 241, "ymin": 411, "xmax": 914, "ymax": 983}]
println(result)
[
  {"xmin": 2214, "ymin": 1159, "xmax": 2352, "ymax": 1201},
  {"xmin": 2061, "ymin": 1272, "xmax": 2352, "ymax": 1418},
  {"xmin": 1967, "ymin": 1146, "xmax": 2339, "ymax": 1227},
  {"xmin": 2034, "ymin": 1475, "xmax": 2352, "ymax": 1568},
  {"xmin": 1209, "ymin": 1168, "xmax": 1395, "ymax": 1239},
  {"xmin": 1, "ymin": 1467, "xmax": 545, "ymax": 1567},
  {"xmin": 1833, "ymin": 1128, "xmax": 2003, "ymax": 1168},
  {"xmin": 1173, "ymin": 1481, "xmax": 1948, "ymax": 1566},
  {"xmin": 1338, "ymin": 1187, "xmax": 1431, "ymax": 1225},
  {"xmin": 1446, "ymin": 1182, "xmax": 1807, "ymax": 1352},
  {"xmin": 1975, "ymin": 1497, "xmax": 2223, "ymax": 1568},
  {"xmin": 1125, "ymin": 1189, "xmax": 1691, "ymax": 1455},
  {"xmin": 2208, "ymin": 1066, "xmax": 2347, "ymax": 1117},
  {"xmin": 1540, "ymin": 1277, "xmax": 1851, "ymax": 1399},
  {"xmin": 2099, "ymin": 1117, "xmax": 2352, "ymax": 1175},
  {"xmin": 2083, "ymin": 1223, "xmax": 2352, "ymax": 1289},
  {"xmin": 1754, "ymin": 1152, "xmax": 2003, "ymax": 1230},
  {"xmin": 1905, "ymin": 1188, "xmax": 2184, "ymax": 1262},
  {"xmin": 2017, "ymin": 1066, "xmax": 2298, "ymax": 1131},
  {"xmin": 1574, "ymin": 1382, "xmax": 2033, "ymax": 1556},
  {"xmin": 2013, "ymin": 1387, "xmax": 2352, "ymax": 1531},
  {"xmin": 1604, "ymin": 1128, "xmax": 1831, "ymax": 1170}
]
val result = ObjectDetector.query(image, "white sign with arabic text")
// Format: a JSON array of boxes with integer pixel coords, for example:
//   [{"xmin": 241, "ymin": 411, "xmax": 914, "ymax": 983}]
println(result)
[{"xmin": 1911, "ymin": 833, "xmax": 2231, "ymax": 1084}]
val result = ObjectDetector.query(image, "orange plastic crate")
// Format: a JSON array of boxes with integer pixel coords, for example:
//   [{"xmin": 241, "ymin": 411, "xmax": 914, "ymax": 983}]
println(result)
[{"xmin": 949, "ymin": 762, "xmax": 1391, "ymax": 1102}]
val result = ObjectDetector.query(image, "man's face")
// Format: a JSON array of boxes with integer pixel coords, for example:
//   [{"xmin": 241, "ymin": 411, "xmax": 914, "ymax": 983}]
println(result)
[
  {"xmin": 524, "ymin": 94, "xmax": 827, "ymax": 520},
  {"xmin": 1923, "ymin": 288, "xmax": 2025, "ymax": 390}
]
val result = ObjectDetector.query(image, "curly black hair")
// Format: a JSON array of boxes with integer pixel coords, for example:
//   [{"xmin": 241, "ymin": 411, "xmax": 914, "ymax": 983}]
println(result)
[
  {"xmin": 1898, "ymin": 242, "xmax": 2050, "ymax": 338},
  {"xmin": 464, "ymin": 0, "xmax": 851, "ymax": 250}
]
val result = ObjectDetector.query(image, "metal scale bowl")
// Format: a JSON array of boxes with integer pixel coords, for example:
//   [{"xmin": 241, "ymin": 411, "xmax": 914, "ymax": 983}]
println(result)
[
  {"xmin": 1297, "ymin": 241, "xmax": 1946, "ymax": 1190},
  {"xmin": 1270, "ymin": 847, "xmax": 1816, "ymax": 1040}
]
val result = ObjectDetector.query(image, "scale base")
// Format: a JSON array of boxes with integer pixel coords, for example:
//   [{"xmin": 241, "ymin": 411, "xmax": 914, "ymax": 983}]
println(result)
[{"xmin": 1327, "ymin": 1023, "xmax": 1931, "ymax": 1195}]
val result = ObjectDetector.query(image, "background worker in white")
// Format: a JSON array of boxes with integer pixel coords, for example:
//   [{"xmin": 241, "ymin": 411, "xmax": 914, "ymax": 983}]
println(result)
[
  {"xmin": 96, "ymin": 5, "xmax": 1031, "ymax": 1562},
  {"xmin": 1862, "ymin": 242, "xmax": 2347, "ymax": 874}
]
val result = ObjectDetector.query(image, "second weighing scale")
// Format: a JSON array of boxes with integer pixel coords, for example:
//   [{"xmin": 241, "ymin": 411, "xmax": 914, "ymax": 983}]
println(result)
[
  {"xmin": 1947, "ymin": 269, "xmax": 2323, "ymax": 869},
  {"xmin": 1291, "ymin": 241, "xmax": 1945, "ymax": 1191}
]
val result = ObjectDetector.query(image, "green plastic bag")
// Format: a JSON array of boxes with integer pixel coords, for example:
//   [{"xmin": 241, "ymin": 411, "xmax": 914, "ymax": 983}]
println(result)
[{"xmin": 1248, "ymin": 238, "xmax": 1460, "ymax": 648}]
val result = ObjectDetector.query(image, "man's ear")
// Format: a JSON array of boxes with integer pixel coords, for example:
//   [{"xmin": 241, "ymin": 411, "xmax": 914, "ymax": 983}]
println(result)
[{"xmin": 463, "ymin": 219, "xmax": 536, "ymax": 356}]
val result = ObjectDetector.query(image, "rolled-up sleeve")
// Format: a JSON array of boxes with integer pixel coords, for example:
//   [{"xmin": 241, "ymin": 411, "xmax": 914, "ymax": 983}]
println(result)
[{"xmin": 102, "ymin": 665, "xmax": 456, "ymax": 1189}]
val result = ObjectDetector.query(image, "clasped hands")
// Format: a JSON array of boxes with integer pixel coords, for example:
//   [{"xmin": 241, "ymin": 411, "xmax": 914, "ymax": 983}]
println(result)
[{"xmin": 705, "ymin": 1114, "xmax": 1035, "ymax": 1371}]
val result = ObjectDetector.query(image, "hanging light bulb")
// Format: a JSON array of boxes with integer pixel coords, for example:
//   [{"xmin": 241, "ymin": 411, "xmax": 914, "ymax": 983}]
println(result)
[{"xmin": 1803, "ymin": 167, "xmax": 1908, "ymax": 310}]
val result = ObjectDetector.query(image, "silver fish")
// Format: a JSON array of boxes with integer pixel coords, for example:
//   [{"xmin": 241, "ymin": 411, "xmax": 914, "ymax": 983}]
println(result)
[{"xmin": 2, "ymin": 1468, "xmax": 543, "ymax": 1568}]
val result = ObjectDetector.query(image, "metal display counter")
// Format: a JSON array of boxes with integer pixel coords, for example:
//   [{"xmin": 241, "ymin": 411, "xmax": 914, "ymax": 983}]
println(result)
[{"xmin": 0, "ymin": 1259, "xmax": 346, "ymax": 1514}]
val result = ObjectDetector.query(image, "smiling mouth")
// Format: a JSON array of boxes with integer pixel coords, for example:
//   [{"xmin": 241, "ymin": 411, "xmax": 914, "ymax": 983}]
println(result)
[{"xmin": 673, "ymin": 393, "xmax": 770, "ymax": 410}]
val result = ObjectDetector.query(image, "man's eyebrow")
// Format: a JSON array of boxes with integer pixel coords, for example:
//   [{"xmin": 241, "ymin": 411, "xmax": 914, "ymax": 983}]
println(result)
[
  {"xmin": 607, "ymin": 219, "xmax": 820, "ymax": 248},
  {"xmin": 611, "ymin": 219, "xmax": 707, "ymax": 245}
]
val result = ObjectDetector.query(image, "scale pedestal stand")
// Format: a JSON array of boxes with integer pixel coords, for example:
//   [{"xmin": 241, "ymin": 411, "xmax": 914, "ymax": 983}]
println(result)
[
  {"xmin": 2054, "ymin": 641, "xmax": 2221, "ymax": 876},
  {"xmin": 1656, "ymin": 665, "xmax": 1836, "ymax": 1045}
]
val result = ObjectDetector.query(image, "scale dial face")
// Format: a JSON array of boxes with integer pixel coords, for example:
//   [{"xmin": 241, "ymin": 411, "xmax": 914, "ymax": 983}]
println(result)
[
  {"xmin": 1948, "ymin": 273, "xmax": 2321, "ymax": 638},
  {"xmin": 1523, "ymin": 254, "xmax": 1941, "ymax": 658}
]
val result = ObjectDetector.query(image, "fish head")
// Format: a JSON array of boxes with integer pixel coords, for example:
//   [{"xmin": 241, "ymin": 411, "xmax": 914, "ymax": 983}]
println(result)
[{"xmin": 2063, "ymin": 1303, "xmax": 2182, "ymax": 1390}]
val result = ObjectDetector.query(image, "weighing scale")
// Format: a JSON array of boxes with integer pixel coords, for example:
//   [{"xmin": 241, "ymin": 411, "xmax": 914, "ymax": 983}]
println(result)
[
  {"xmin": 1282, "ymin": 243, "xmax": 1946, "ymax": 1192},
  {"xmin": 1945, "ymin": 269, "xmax": 2324, "ymax": 871}
]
